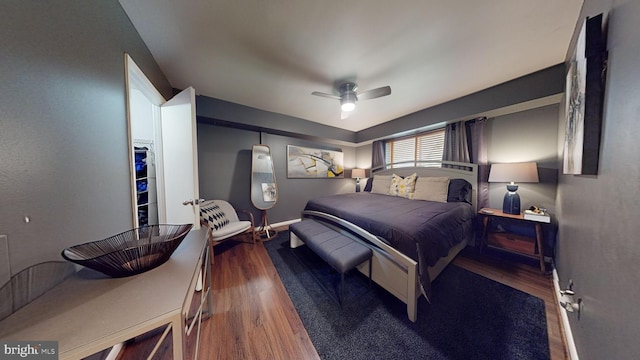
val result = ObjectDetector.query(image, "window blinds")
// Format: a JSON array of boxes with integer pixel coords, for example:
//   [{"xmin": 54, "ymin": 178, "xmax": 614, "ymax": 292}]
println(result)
[{"xmin": 385, "ymin": 129, "xmax": 445, "ymax": 168}]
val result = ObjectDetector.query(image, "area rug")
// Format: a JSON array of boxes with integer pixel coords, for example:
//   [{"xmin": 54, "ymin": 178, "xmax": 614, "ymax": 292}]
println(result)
[{"xmin": 265, "ymin": 231, "xmax": 550, "ymax": 360}]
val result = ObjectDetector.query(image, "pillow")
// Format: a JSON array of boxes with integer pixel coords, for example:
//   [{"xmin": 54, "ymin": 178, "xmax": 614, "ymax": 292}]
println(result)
[
  {"xmin": 363, "ymin": 177, "xmax": 374, "ymax": 192},
  {"xmin": 389, "ymin": 173, "xmax": 417, "ymax": 198},
  {"xmin": 199, "ymin": 203, "xmax": 230, "ymax": 231},
  {"xmin": 370, "ymin": 175, "xmax": 392, "ymax": 194},
  {"xmin": 447, "ymin": 178, "xmax": 472, "ymax": 203},
  {"xmin": 411, "ymin": 176, "xmax": 450, "ymax": 202}
]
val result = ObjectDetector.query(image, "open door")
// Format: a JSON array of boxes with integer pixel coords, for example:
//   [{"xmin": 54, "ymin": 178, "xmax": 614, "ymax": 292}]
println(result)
[
  {"xmin": 158, "ymin": 87, "xmax": 200, "ymax": 228},
  {"xmin": 125, "ymin": 54, "xmax": 200, "ymax": 229}
]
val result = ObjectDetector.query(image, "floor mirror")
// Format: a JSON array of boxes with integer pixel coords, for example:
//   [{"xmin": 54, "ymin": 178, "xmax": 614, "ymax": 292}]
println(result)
[{"xmin": 251, "ymin": 144, "xmax": 278, "ymax": 240}]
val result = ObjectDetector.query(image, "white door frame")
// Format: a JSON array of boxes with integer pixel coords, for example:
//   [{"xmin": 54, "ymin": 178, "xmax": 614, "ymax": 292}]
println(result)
[{"xmin": 124, "ymin": 54, "xmax": 199, "ymax": 228}]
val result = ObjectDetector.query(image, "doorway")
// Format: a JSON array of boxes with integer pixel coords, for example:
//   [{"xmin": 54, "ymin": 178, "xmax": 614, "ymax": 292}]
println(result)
[{"xmin": 124, "ymin": 54, "xmax": 200, "ymax": 228}]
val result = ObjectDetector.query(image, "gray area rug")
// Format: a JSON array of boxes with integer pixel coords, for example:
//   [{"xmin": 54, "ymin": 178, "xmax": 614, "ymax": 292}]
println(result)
[{"xmin": 265, "ymin": 231, "xmax": 550, "ymax": 360}]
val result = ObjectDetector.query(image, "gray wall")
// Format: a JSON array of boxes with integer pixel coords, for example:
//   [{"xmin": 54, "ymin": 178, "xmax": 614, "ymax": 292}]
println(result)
[
  {"xmin": 486, "ymin": 105, "xmax": 559, "ymax": 213},
  {"xmin": 197, "ymin": 123, "xmax": 356, "ymax": 224},
  {"xmin": 555, "ymin": 0, "xmax": 640, "ymax": 358},
  {"xmin": 197, "ymin": 96, "xmax": 356, "ymax": 143},
  {"xmin": 355, "ymin": 65, "xmax": 566, "ymax": 143},
  {"xmin": 0, "ymin": 1, "xmax": 171, "ymax": 317}
]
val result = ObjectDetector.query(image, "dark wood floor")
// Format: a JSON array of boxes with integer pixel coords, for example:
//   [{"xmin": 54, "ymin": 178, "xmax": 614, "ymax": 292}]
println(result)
[{"xmin": 117, "ymin": 229, "xmax": 568, "ymax": 359}]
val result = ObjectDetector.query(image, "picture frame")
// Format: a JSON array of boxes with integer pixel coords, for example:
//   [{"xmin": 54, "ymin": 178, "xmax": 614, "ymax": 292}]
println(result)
[
  {"xmin": 287, "ymin": 145, "xmax": 344, "ymax": 178},
  {"xmin": 563, "ymin": 13, "xmax": 606, "ymax": 175}
]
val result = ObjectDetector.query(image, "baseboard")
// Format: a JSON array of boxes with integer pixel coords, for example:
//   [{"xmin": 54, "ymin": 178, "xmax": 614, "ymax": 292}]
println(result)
[
  {"xmin": 272, "ymin": 218, "xmax": 300, "ymax": 228},
  {"xmin": 105, "ymin": 342, "xmax": 123, "ymax": 360},
  {"xmin": 552, "ymin": 268, "xmax": 579, "ymax": 360},
  {"xmin": 254, "ymin": 218, "xmax": 299, "ymax": 232}
]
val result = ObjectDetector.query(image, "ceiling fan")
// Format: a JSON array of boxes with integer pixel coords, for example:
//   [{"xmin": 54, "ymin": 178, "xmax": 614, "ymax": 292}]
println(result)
[{"xmin": 311, "ymin": 82, "xmax": 391, "ymax": 114}]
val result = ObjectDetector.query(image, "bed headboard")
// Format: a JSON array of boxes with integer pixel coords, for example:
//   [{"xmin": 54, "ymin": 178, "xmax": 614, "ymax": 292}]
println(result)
[{"xmin": 371, "ymin": 161, "xmax": 478, "ymax": 212}]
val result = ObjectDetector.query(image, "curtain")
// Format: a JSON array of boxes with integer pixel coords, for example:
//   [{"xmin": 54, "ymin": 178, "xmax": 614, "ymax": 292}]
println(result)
[
  {"xmin": 371, "ymin": 140, "xmax": 385, "ymax": 171},
  {"xmin": 443, "ymin": 118, "xmax": 488, "ymax": 208},
  {"xmin": 467, "ymin": 117, "xmax": 489, "ymax": 210},
  {"xmin": 443, "ymin": 121, "xmax": 470, "ymax": 164},
  {"xmin": 443, "ymin": 118, "xmax": 488, "ymax": 247},
  {"xmin": 467, "ymin": 117, "xmax": 488, "ymax": 247}
]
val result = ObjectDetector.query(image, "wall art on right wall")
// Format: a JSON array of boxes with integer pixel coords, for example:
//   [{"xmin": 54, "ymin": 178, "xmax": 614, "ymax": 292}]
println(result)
[{"xmin": 563, "ymin": 13, "xmax": 607, "ymax": 175}]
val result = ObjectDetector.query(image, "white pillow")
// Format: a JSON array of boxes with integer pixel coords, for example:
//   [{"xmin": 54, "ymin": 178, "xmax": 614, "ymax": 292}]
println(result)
[
  {"xmin": 389, "ymin": 173, "xmax": 417, "ymax": 198},
  {"xmin": 370, "ymin": 175, "xmax": 392, "ymax": 194},
  {"xmin": 411, "ymin": 176, "xmax": 451, "ymax": 202},
  {"xmin": 200, "ymin": 203, "xmax": 230, "ymax": 231}
]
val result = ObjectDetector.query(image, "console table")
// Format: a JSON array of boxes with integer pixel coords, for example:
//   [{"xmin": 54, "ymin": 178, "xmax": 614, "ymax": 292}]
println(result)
[{"xmin": 0, "ymin": 228, "xmax": 210, "ymax": 360}]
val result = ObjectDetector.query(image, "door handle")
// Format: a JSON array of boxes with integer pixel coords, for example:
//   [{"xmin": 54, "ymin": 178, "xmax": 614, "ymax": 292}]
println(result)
[{"xmin": 182, "ymin": 198, "xmax": 205, "ymax": 206}]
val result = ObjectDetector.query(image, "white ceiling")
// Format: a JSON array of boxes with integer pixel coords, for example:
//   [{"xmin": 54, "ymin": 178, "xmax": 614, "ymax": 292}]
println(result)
[{"xmin": 119, "ymin": 0, "xmax": 583, "ymax": 132}]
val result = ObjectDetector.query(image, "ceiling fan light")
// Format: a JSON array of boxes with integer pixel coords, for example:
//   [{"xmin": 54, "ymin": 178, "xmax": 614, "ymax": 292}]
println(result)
[
  {"xmin": 341, "ymin": 93, "xmax": 357, "ymax": 112},
  {"xmin": 341, "ymin": 101, "xmax": 355, "ymax": 112}
]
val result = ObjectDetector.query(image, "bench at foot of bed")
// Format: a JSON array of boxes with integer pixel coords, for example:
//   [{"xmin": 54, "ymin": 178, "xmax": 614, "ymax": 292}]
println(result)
[{"xmin": 289, "ymin": 219, "xmax": 372, "ymax": 306}]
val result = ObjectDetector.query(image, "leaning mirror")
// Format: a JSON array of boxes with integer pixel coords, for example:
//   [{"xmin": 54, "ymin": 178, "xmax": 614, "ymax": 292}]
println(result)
[
  {"xmin": 251, "ymin": 145, "xmax": 277, "ymax": 210},
  {"xmin": 251, "ymin": 145, "xmax": 278, "ymax": 240}
]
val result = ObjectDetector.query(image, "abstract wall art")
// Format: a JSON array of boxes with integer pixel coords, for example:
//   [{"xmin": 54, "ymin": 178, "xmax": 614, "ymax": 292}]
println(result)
[{"xmin": 287, "ymin": 145, "xmax": 344, "ymax": 178}]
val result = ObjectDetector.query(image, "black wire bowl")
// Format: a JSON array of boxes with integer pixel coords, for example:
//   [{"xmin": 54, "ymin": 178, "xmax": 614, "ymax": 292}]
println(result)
[{"xmin": 61, "ymin": 224, "xmax": 193, "ymax": 278}]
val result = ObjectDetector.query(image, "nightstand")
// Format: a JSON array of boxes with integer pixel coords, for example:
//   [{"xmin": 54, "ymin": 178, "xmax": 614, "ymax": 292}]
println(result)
[{"xmin": 478, "ymin": 208, "xmax": 547, "ymax": 273}]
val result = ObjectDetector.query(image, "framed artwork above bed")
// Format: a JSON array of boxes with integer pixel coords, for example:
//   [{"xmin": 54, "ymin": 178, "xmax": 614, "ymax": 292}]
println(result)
[{"xmin": 287, "ymin": 145, "xmax": 344, "ymax": 178}]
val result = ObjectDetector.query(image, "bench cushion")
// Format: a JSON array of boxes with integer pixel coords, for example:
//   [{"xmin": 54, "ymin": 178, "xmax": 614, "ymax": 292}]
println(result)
[{"xmin": 290, "ymin": 220, "xmax": 371, "ymax": 274}]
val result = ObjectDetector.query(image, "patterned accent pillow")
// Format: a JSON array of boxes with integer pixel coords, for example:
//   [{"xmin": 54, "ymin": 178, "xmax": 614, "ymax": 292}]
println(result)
[
  {"xmin": 199, "ymin": 203, "xmax": 230, "ymax": 231},
  {"xmin": 389, "ymin": 173, "xmax": 417, "ymax": 198}
]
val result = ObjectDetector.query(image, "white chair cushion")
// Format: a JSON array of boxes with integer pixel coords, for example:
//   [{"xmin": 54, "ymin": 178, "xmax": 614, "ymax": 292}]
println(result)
[{"xmin": 210, "ymin": 221, "xmax": 252, "ymax": 241}]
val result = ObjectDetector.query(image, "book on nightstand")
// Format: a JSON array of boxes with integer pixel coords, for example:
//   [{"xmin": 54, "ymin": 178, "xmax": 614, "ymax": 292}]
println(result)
[{"xmin": 523, "ymin": 209, "xmax": 551, "ymax": 223}]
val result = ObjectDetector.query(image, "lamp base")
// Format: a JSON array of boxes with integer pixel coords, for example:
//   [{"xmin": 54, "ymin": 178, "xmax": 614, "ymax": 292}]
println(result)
[
  {"xmin": 502, "ymin": 191, "xmax": 521, "ymax": 215},
  {"xmin": 355, "ymin": 179, "xmax": 361, "ymax": 193}
]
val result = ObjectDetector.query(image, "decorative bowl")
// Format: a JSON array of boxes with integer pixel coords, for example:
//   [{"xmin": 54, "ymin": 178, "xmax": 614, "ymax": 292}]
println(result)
[{"xmin": 61, "ymin": 224, "xmax": 193, "ymax": 277}]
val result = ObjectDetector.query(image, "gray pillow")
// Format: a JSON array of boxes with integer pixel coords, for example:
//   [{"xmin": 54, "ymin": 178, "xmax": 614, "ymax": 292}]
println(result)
[
  {"xmin": 370, "ymin": 175, "xmax": 392, "ymax": 195},
  {"xmin": 411, "ymin": 176, "xmax": 450, "ymax": 202}
]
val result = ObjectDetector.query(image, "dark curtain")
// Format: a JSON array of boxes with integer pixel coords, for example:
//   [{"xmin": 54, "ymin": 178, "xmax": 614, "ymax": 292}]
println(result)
[
  {"xmin": 467, "ymin": 117, "xmax": 488, "ymax": 248},
  {"xmin": 443, "ymin": 118, "xmax": 488, "ymax": 208},
  {"xmin": 466, "ymin": 118, "xmax": 489, "ymax": 210},
  {"xmin": 443, "ymin": 121, "xmax": 470, "ymax": 164},
  {"xmin": 443, "ymin": 118, "xmax": 488, "ymax": 247},
  {"xmin": 371, "ymin": 140, "xmax": 385, "ymax": 171}
]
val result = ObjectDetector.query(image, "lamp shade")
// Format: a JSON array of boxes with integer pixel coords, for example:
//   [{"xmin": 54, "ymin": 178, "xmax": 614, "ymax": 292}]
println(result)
[
  {"xmin": 351, "ymin": 168, "xmax": 366, "ymax": 179},
  {"xmin": 488, "ymin": 162, "xmax": 538, "ymax": 215},
  {"xmin": 488, "ymin": 162, "xmax": 539, "ymax": 183}
]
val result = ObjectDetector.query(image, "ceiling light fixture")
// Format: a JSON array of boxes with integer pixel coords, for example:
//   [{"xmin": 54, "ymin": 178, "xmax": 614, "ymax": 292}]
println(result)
[
  {"xmin": 340, "ymin": 92, "xmax": 357, "ymax": 112},
  {"xmin": 312, "ymin": 82, "xmax": 390, "ymax": 114}
]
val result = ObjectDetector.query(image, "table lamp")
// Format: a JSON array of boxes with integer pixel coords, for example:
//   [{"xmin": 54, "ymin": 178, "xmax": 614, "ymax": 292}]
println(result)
[
  {"xmin": 488, "ymin": 162, "xmax": 539, "ymax": 215},
  {"xmin": 351, "ymin": 168, "xmax": 366, "ymax": 192}
]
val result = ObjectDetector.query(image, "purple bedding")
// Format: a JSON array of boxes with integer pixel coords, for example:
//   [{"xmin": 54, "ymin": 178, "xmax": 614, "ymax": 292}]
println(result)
[{"xmin": 304, "ymin": 192, "xmax": 475, "ymax": 297}]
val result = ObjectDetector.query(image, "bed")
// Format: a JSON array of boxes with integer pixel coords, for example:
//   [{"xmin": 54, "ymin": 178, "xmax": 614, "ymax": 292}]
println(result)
[{"xmin": 290, "ymin": 161, "xmax": 477, "ymax": 322}]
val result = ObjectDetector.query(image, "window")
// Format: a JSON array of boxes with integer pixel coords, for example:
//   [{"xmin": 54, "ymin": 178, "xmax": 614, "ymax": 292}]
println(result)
[{"xmin": 384, "ymin": 129, "xmax": 445, "ymax": 167}]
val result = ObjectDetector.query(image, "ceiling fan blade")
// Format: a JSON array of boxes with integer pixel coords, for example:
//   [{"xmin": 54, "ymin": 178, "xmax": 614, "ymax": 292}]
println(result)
[
  {"xmin": 357, "ymin": 86, "xmax": 391, "ymax": 101},
  {"xmin": 311, "ymin": 91, "xmax": 341, "ymax": 100}
]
